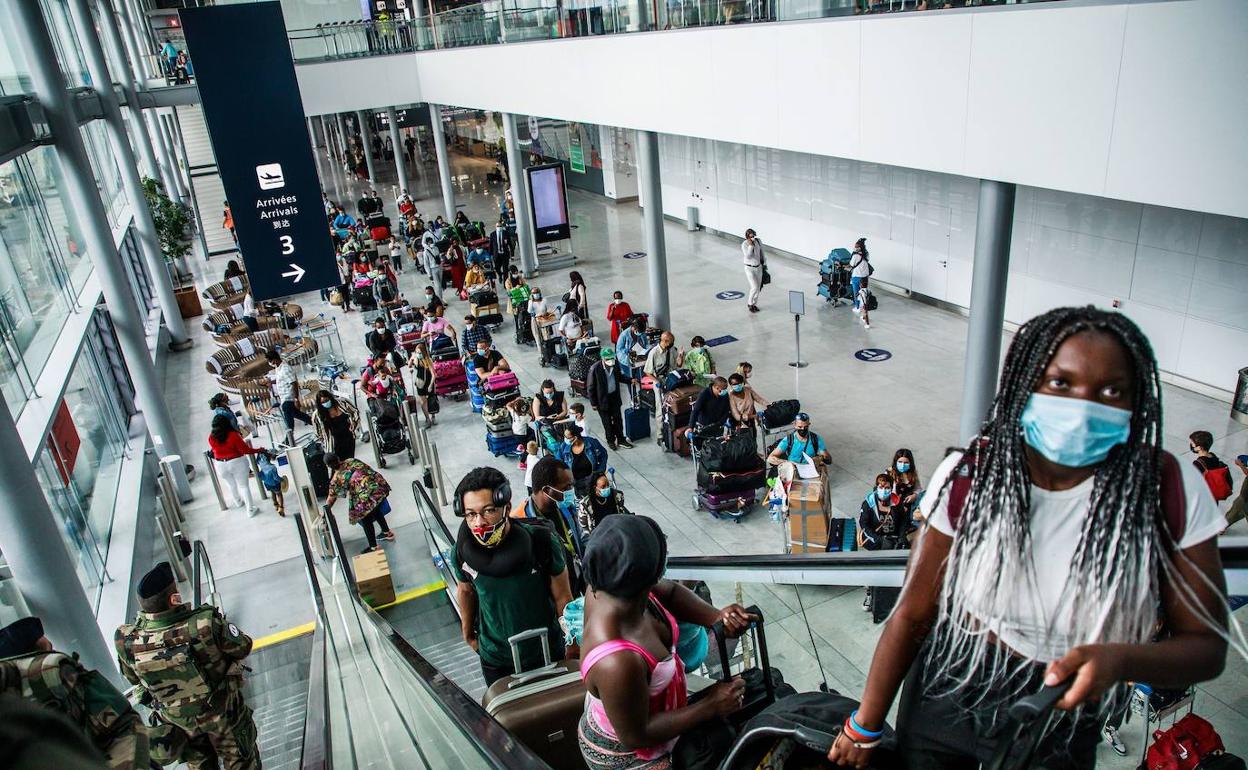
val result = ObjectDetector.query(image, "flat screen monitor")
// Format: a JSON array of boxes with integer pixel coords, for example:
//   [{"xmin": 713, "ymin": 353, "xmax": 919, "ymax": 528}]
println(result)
[{"xmin": 526, "ymin": 163, "xmax": 570, "ymax": 244}]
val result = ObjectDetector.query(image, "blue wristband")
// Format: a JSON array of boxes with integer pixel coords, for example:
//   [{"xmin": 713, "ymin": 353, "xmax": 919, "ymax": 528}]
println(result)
[{"xmin": 849, "ymin": 711, "xmax": 883, "ymax": 739}]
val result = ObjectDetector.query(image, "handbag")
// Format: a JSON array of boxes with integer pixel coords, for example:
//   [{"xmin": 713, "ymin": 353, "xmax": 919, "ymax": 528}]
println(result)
[
  {"xmin": 760, "ymin": 256, "xmax": 771, "ymax": 286},
  {"xmin": 378, "ymin": 498, "xmax": 392, "ymax": 515},
  {"xmin": 427, "ymin": 392, "xmax": 440, "ymax": 414}
]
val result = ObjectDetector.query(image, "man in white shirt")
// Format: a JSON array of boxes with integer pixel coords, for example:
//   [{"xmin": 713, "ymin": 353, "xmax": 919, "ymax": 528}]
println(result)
[
  {"xmin": 741, "ymin": 228, "xmax": 764, "ymax": 314},
  {"xmin": 266, "ymin": 349, "xmax": 311, "ymax": 442}
]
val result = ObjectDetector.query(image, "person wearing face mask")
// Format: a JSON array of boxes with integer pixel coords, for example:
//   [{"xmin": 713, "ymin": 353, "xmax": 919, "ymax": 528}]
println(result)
[
  {"xmin": 452, "ymin": 466, "xmax": 573, "ymax": 686},
  {"xmin": 528, "ymin": 288, "xmax": 557, "ymax": 362},
  {"xmin": 512, "ymin": 456, "xmax": 583, "ymax": 592},
  {"xmin": 1188, "ymin": 429, "xmax": 1233, "ymax": 503},
  {"xmin": 554, "ymin": 424, "xmax": 610, "ymax": 499},
  {"xmin": 615, "ymin": 316, "xmax": 652, "ymax": 392},
  {"xmin": 490, "ymin": 216, "xmax": 514, "ymax": 277},
  {"xmin": 767, "ymin": 413, "xmax": 830, "ymax": 468},
  {"xmin": 366, "ymin": 318, "xmax": 403, "ymax": 371},
  {"xmin": 604, "ymin": 290, "xmax": 633, "ymax": 344},
  {"xmin": 741, "ymin": 228, "xmax": 765, "ymax": 313},
  {"xmin": 311, "ymin": 389, "xmax": 360, "ymax": 459},
  {"xmin": 422, "ymin": 235, "xmax": 444, "ymax": 297},
  {"xmin": 643, "ymin": 331, "xmax": 685, "ymax": 386},
  {"xmin": 886, "ymin": 448, "xmax": 922, "ymax": 517},
  {"xmin": 726, "ymin": 372, "xmax": 769, "ymax": 431},
  {"xmin": 688, "ymin": 376, "xmax": 733, "ymax": 438},
  {"xmin": 576, "ymin": 472, "xmax": 632, "ymax": 534},
  {"xmin": 828, "ymin": 307, "xmax": 1235, "ymax": 769},
  {"xmin": 361, "ymin": 358, "xmax": 402, "ymax": 401},
  {"xmin": 422, "ymin": 285, "xmax": 446, "ymax": 317},
  {"xmin": 587, "ymin": 348, "xmax": 634, "ymax": 451},
  {"xmin": 472, "ymin": 340, "xmax": 510, "ymax": 380},
  {"xmin": 460, "ymin": 314, "xmax": 494, "ymax": 363},
  {"xmin": 530, "ymin": 379, "xmax": 569, "ymax": 443},
  {"xmin": 859, "ymin": 473, "xmax": 910, "ymax": 552}
]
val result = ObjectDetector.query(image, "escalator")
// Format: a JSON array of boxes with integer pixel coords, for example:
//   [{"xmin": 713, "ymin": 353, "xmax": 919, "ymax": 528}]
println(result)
[{"xmin": 234, "ymin": 472, "xmax": 1248, "ymax": 769}]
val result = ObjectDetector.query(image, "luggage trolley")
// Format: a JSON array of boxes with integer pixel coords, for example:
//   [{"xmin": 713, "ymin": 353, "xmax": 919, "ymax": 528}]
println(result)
[
  {"xmin": 366, "ymin": 390, "xmax": 416, "ymax": 469},
  {"xmin": 818, "ymin": 248, "xmax": 854, "ymax": 306},
  {"xmin": 689, "ymin": 424, "xmax": 762, "ymax": 522}
]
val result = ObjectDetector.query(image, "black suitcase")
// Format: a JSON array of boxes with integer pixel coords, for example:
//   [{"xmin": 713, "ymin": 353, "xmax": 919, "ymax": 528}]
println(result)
[
  {"xmin": 623, "ymin": 405, "xmax": 650, "ymax": 441},
  {"xmin": 869, "ymin": 587, "xmax": 899, "ymax": 624},
  {"xmin": 304, "ymin": 439, "xmax": 331, "ymax": 498}
]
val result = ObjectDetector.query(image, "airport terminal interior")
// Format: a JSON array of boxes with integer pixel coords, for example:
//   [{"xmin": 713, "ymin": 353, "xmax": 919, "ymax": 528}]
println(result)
[{"xmin": 0, "ymin": 0, "xmax": 1245, "ymax": 768}]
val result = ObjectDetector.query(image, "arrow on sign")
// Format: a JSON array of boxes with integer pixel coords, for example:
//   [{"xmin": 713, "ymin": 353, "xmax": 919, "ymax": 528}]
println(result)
[{"xmin": 281, "ymin": 264, "xmax": 306, "ymax": 283}]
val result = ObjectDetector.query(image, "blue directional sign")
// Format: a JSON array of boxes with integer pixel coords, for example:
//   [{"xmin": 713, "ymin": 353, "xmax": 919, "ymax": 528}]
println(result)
[
  {"xmin": 181, "ymin": 3, "xmax": 338, "ymax": 302},
  {"xmin": 854, "ymin": 348, "xmax": 892, "ymax": 362}
]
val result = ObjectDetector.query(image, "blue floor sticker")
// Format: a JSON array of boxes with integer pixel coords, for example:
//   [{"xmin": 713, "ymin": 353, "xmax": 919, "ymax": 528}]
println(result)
[
  {"xmin": 705, "ymin": 335, "xmax": 738, "ymax": 347},
  {"xmin": 716, "ymin": 290, "xmax": 745, "ymax": 300},
  {"xmin": 855, "ymin": 348, "xmax": 892, "ymax": 362}
]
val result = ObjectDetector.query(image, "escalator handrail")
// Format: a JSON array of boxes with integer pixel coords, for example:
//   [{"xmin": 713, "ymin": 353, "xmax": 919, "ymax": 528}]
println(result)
[
  {"xmin": 319, "ymin": 503, "xmax": 550, "ymax": 770},
  {"xmin": 412, "ymin": 478, "xmax": 457, "ymax": 548},
  {"xmin": 411, "ymin": 480, "xmax": 463, "ymax": 597},
  {"xmin": 299, "ymin": 622, "xmax": 330, "ymax": 770},
  {"xmin": 191, "ymin": 540, "xmax": 220, "ymax": 610}
]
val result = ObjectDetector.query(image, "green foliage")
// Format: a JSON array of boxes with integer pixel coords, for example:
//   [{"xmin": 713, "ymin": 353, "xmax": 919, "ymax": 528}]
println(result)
[{"xmin": 141, "ymin": 177, "xmax": 192, "ymax": 263}]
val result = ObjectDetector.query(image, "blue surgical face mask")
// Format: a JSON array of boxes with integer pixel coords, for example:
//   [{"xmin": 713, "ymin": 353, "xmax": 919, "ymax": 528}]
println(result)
[
  {"xmin": 731, "ymin": 384, "xmax": 744, "ymax": 394},
  {"xmin": 320, "ymin": 400, "xmax": 333, "ymax": 409},
  {"xmin": 1020, "ymin": 393, "xmax": 1132, "ymax": 468},
  {"xmin": 596, "ymin": 486, "xmax": 612, "ymax": 499},
  {"xmin": 876, "ymin": 487, "xmax": 891, "ymax": 500},
  {"xmin": 896, "ymin": 461, "xmax": 910, "ymax": 473},
  {"xmin": 565, "ymin": 438, "xmax": 575, "ymax": 446}
]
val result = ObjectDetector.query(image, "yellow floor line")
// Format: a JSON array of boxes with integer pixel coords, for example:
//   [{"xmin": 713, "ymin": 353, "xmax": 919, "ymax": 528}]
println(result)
[{"xmin": 251, "ymin": 578, "xmax": 447, "ymax": 649}]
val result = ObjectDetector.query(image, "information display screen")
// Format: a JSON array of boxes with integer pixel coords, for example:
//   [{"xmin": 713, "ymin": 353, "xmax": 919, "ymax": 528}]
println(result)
[
  {"xmin": 526, "ymin": 163, "xmax": 571, "ymax": 244},
  {"xmin": 181, "ymin": 3, "xmax": 338, "ymax": 301}
]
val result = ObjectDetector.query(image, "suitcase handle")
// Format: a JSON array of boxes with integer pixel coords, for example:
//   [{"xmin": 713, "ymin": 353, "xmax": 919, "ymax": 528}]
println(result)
[
  {"xmin": 508, "ymin": 628, "xmax": 553, "ymax": 674},
  {"xmin": 711, "ymin": 605, "xmax": 774, "ymax": 706},
  {"xmin": 504, "ymin": 662, "xmax": 567, "ymax": 690},
  {"xmin": 983, "ymin": 681, "xmax": 1071, "ymax": 770}
]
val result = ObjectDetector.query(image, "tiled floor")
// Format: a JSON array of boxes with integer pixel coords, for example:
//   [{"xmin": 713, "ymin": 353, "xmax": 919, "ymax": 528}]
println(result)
[{"xmin": 165, "ymin": 129, "xmax": 1248, "ymax": 762}]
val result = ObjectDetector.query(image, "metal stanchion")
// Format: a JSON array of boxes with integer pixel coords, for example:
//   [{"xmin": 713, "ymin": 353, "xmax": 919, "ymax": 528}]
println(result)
[
  {"xmin": 156, "ymin": 511, "xmax": 188, "ymax": 582},
  {"xmin": 430, "ymin": 442, "xmax": 449, "ymax": 508},
  {"xmin": 157, "ymin": 470, "xmax": 186, "ymax": 527},
  {"xmin": 403, "ymin": 399, "xmax": 423, "ymax": 464},
  {"xmin": 203, "ymin": 450, "xmax": 227, "ymax": 511},
  {"xmin": 248, "ymin": 454, "xmax": 269, "ymax": 500}
]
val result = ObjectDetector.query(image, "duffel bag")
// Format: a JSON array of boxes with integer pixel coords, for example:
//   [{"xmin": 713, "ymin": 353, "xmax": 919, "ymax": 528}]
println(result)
[{"xmin": 761, "ymin": 399, "xmax": 800, "ymax": 427}]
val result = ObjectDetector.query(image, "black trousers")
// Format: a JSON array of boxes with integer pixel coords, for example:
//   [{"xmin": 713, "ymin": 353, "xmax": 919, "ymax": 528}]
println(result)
[
  {"xmin": 598, "ymin": 392, "xmax": 624, "ymax": 445},
  {"xmin": 359, "ymin": 505, "xmax": 391, "ymax": 549}
]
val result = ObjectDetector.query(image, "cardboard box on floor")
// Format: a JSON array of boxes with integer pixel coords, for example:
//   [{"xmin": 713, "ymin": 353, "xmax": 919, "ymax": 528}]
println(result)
[{"xmin": 353, "ymin": 550, "xmax": 396, "ymax": 607}]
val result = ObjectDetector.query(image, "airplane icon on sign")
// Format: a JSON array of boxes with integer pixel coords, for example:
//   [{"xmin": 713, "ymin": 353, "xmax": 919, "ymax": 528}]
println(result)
[{"xmin": 256, "ymin": 163, "xmax": 285, "ymax": 190}]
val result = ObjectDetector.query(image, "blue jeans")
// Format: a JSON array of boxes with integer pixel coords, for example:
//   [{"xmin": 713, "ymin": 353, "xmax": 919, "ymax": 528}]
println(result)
[{"xmin": 851, "ymin": 276, "xmax": 863, "ymax": 308}]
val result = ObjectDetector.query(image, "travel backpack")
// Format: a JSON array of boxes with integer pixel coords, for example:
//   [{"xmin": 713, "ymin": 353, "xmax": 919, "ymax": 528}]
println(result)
[{"xmin": 1194, "ymin": 457, "xmax": 1234, "ymax": 502}]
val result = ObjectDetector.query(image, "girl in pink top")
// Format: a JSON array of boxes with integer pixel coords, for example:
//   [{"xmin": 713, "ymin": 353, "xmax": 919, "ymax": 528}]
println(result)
[{"xmin": 578, "ymin": 515, "xmax": 754, "ymax": 770}]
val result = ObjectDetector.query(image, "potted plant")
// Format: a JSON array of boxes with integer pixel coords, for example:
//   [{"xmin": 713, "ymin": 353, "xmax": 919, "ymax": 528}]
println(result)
[{"xmin": 143, "ymin": 177, "xmax": 200, "ymax": 317}]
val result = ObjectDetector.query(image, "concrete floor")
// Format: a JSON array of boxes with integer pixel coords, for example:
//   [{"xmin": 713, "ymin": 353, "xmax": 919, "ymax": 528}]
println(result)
[{"xmin": 165, "ymin": 127, "xmax": 1248, "ymax": 763}]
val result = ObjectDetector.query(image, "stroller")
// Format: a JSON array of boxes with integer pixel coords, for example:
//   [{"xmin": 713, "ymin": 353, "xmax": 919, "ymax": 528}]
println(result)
[
  {"xmin": 367, "ymin": 393, "xmax": 415, "ymax": 468},
  {"xmin": 817, "ymin": 248, "xmax": 854, "ymax": 306},
  {"xmin": 691, "ymin": 424, "xmax": 766, "ymax": 521}
]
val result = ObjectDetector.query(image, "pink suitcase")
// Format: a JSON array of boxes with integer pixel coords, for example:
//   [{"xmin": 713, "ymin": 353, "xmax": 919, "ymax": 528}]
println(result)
[
  {"xmin": 484, "ymin": 371, "xmax": 519, "ymax": 393},
  {"xmin": 698, "ymin": 489, "xmax": 755, "ymax": 520}
]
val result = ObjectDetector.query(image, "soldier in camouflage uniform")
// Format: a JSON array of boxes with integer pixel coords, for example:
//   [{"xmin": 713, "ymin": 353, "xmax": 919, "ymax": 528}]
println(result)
[
  {"xmin": 115, "ymin": 562, "xmax": 260, "ymax": 770},
  {"xmin": 0, "ymin": 616, "xmax": 150, "ymax": 769}
]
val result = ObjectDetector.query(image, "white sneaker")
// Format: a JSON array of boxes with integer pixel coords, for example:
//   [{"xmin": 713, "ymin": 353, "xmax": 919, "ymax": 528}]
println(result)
[
  {"xmin": 864, "ymin": 322, "xmax": 871, "ymax": 329},
  {"xmin": 247, "ymin": 506, "xmax": 260, "ymax": 517},
  {"xmin": 1103, "ymin": 726, "xmax": 1127, "ymax": 756},
  {"xmin": 229, "ymin": 499, "xmax": 244, "ymax": 509}
]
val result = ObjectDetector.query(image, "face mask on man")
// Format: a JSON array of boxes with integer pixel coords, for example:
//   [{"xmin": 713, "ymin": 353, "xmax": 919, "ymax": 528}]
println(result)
[
  {"xmin": 876, "ymin": 487, "xmax": 892, "ymax": 501},
  {"xmin": 604, "ymin": 359, "xmax": 616, "ymax": 368},
  {"xmin": 471, "ymin": 519, "xmax": 507, "ymax": 548},
  {"xmin": 795, "ymin": 427, "xmax": 810, "ymax": 438},
  {"xmin": 1020, "ymin": 393, "xmax": 1131, "ymax": 468},
  {"xmin": 731, "ymin": 384, "xmax": 744, "ymax": 394}
]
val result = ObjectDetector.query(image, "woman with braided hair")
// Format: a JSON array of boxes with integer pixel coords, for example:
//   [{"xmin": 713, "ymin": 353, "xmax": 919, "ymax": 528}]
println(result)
[{"xmin": 829, "ymin": 306, "xmax": 1243, "ymax": 769}]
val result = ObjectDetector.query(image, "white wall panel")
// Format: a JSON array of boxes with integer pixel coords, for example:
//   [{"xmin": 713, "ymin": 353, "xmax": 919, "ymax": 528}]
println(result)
[
  {"xmin": 963, "ymin": 4, "xmax": 1126, "ymax": 193},
  {"xmin": 1130, "ymin": 246, "xmax": 1195, "ymax": 315},
  {"xmin": 1175, "ymin": 318, "xmax": 1248, "ymax": 393},
  {"xmin": 1118, "ymin": 302, "xmax": 1185, "ymax": 375},
  {"xmin": 297, "ymin": 1, "xmax": 1248, "ymax": 218},
  {"xmin": 1105, "ymin": 0, "xmax": 1248, "ymax": 220}
]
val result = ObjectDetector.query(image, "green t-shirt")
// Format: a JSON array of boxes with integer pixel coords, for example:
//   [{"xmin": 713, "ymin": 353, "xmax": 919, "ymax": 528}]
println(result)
[{"xmin": 450, "ymin": 522, "xmax": 566, "ymax": 671}]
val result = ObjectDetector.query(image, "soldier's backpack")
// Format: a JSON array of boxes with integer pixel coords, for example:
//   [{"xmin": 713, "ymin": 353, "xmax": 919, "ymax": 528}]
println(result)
[
  {"xmin": 118, "ymin": 609, "xmax": 220, "ymax": 727},
  {"xmin": 0, "ymin": 651, "xmax": 136, "ymax": 751}
]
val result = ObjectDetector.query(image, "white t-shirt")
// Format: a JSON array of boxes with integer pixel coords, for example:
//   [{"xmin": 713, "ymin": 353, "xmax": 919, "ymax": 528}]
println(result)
[
  {"xmin": 850, "ymin": 252, "xmax": 871, "ymax": 278},
  {"xmin": 573, "ymin": 415, "xmax": 593, "ymax": 439},
  {"xmin": 528, "ymin": 298, "xmax": 551, "ymax": 318},
  {"xmin": 741, "ymin": 239, "xmax": 763, "ymax": 267},
  {"xmin": 558, "ymin": 312, "xmax": 583, "ymax": 339},
  {"xmin": 921, "ymin": 451, "xmax": 1224, "ymax": 661}
]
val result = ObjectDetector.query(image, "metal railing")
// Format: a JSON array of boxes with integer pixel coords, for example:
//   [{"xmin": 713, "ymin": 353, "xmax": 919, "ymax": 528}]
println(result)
[
  {"xmin": 288, "ymin": 0, "xmax": 1071, "ymax": 63},
  {"xmin": 191, "ymin": 539, "xmax": 222, "ymax": 610}
]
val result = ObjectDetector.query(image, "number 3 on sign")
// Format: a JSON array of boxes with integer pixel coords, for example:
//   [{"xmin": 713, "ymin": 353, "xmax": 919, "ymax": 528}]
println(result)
[{"xmin": 279, "ymin": 235, "xmax": 294, "ymax": 255}]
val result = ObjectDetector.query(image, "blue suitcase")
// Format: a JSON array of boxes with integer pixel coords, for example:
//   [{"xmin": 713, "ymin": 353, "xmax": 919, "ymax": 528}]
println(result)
[
  {"xmin": 485, "ymin": 432, "xmax": 522, "ymax": 458},
  {"xmin": 623, "ymin": 405, "xmax": 650, "ymax": 441}
]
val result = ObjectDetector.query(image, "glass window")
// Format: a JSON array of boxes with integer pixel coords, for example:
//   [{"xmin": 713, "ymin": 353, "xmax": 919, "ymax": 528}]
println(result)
[
  {"xmin": 120, "ymin": 227, "xmax": 155, "ymax": 312},
  {"xmin": 0, "ymin": 148, "xmax": 79, "ymax": 413},
  {"xmin": 37, "ymin": 331, "xmax": 130, "ymax": 610},
  {"xmin": 39, "ymin": 0, "xmax": 90, "ymax": 87},
  {"xmin": 0, "ymin": 4, "xmax": 32, "ymax": 96}
]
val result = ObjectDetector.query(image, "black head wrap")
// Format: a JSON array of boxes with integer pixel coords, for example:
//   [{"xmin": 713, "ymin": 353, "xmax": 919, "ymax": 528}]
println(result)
[{"xmin": 582, "ymin": 515, "xmax": 667, "ymax": 599}]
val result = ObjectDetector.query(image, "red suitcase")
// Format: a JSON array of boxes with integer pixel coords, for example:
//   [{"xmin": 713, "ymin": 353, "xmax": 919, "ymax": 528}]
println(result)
[{"xmin": 370, "ymin": 225, "xmax": 391, "ymax": 242}]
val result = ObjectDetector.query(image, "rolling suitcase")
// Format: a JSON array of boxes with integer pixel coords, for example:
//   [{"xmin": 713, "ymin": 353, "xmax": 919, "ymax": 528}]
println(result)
[
  {"xmin": 661, "ymin": 420, "xmax": 692, "ymax": 457},
  {"xmin": 868, "ymin": 587, "xmax": 899, "ymax": 624},
  {"xmin": 484, "ymin": 371, "xmax": 519, "ymax": 393},
  {"xmin": 482, "ymin": 629, "xmax": 585, "ymax": 770},
  {"xmin": 485, "ymin": 432, "xmax": 522, "ymax": 457},
  {"xmin": 623, "ymin": 405, "xmax": 650, "ymax": 442},
  {"xmin": 699, "ymin": 488, "xmax": 755, "ymax": 515},
  {"xmin": 303, "ymin": 438, "xmax": 331, "ymax": 498}
]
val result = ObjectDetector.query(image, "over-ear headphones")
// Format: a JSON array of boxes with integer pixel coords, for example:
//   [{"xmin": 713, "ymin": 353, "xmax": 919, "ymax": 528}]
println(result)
[{"xmin": 452, "ymin": 478, "xmax": 512, "ymax": 517}]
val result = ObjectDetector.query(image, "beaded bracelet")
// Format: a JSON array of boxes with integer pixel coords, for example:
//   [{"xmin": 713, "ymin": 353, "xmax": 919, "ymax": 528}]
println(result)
[{"xmin": 849, "ymin": 710, "xmax": 883, "ymax": 739}]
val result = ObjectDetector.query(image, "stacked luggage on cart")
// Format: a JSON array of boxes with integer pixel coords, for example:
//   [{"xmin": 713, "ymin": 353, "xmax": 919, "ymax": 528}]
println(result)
[
  {"xmin": 431, "ymin": 335, "xmax": 468, "ymax": 401},
  {"xmin": 692, "ymin": 426, "xmax": 767, "ymax": 520},
  {"xmin": 466, "ymin": 365, "xmax": 485, "ymax": 413},
  {"xmin": 365, "ymin": 211, "xmax": 391, "ymax": 243},
  {"xmin": 567, "ymin": 337, "xmax": 601, "ymax": 398},
  {"xmin": 352, "ymin": 276, "xmax": 376, "ymax": 311},
  {"xmin": 468, "ymin": 287, "xmax": 505, "ymax": 330},
  {"xmin": 481, "ymin": 371, "xmax": 522, "ymax": 455},
  {"xmin": 659, "ymin": 380, "xmax": 700, "ymax": 457},
  {"xmin": 817, "ymin": 247, "xmax": 853, "ymax": 304}
]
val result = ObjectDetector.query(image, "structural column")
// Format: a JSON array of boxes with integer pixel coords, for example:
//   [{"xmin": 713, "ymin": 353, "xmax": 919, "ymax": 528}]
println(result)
[
  {"xmin": 0, "ymin": 398, "xmax": 120, "ymax": 682},
  {"xmin": 637, "ymin": 130, "xmax": 670, "ymax": 330},
  {"xmin": 335, "ymin": 112, "xmax": 351, "ymax": 174},
  {"xmin": 358, "ymin": 110, "xmax": 377, "ymax": 183},
  {"xmin": 96, "ymin": 0, "xmax": 161, "ymax": 188},
  {"xmin": 502, "ymin": 112, "xmax": 537, "ymax": 277},
  {"xmin": 12, "ymin": 0, "xmax": 184, "ymax": 461},
  {"xmin": 67, "ymin": 0, "xmax": 190, "ymax": 348},
  {"xmin": 428, "ymin": 103, "xmax": 456, "ymax": 221},
  {"xmin": 386, "ymin": 107, "xmax": 409, "ymax": 194},
  {"xmin": 959, "ymin": 179, "xmax": 1016, "ymax": 444}
]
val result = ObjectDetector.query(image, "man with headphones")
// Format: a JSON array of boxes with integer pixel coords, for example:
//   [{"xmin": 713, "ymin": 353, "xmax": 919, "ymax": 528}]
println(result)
[{"xmin": 450, "ymin": 466, "xmax": 574, "ymax": 686}]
